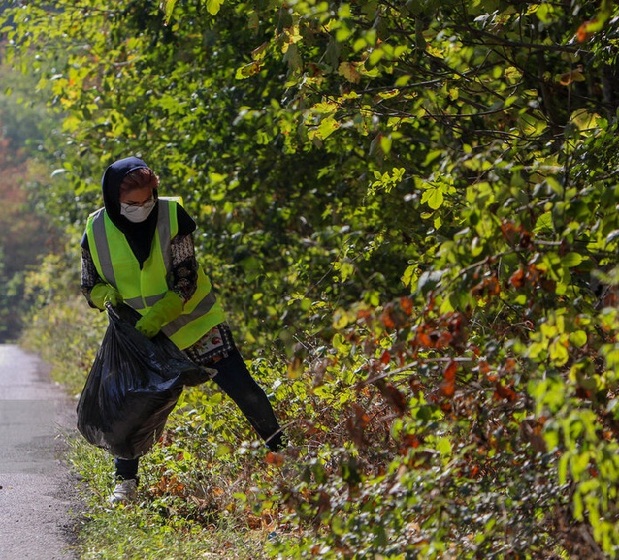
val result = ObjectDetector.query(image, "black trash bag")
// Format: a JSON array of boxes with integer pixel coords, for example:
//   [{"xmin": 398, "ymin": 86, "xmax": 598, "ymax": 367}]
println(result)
[{"xmin": 77, "ymin": 303, "xmax": 213, "ymax": 459}]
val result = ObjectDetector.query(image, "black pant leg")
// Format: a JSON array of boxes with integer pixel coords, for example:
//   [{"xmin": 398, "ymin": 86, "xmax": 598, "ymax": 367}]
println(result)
[
  {"xmin": 114, "ymin": 457, "xmax": 140, "ymax": 480},
  {"xmin": 210, "ymin": 348, "xmax": 283, "ymax": 450}
]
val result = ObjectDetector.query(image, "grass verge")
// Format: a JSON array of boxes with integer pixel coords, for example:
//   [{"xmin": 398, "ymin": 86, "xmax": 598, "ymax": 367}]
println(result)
[{"xmin": 22, "ymin": 297, "xmax": 299, "ymax": 559}]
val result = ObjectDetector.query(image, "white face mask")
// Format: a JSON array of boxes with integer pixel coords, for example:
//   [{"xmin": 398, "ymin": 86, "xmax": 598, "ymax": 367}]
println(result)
[{"xmin": 120, "ymin": 198, "xmax": 156, "ymax": 223}]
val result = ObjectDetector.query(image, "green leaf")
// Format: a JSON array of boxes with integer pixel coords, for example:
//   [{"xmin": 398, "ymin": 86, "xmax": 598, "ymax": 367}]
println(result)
[
  {"xmin": 569, "ymin": 330, "xmax": 588, "ymax": 348},
  {"xmin": 312, "ymin": 116, "xmax": 340, "ymax": 140},
  {"xmin": 235, "ymin": 61, "xmax": 262, "ymax": 79},
  {"xmin": 421, "ymin": 187, "xmax": 444, "ymax": 210},
  {"xmin": 573, "ymin": 490, "xmax": 584, "ymax": 521},
  {"xmin": 331, "ymin": 515, "xmax": 345, "ymax": 536},
  {"xmin": 437, "ymin": 436, "xmax": 452, "ymax": 456},
  {"xmin": 504, "ymin": 95, "xmax": 518, "ymax": 108},
  {"xmin": 534, "ymin": 211, "xmax": 553, "ymax": 233},
  {"xmin": 206, "ymin": 0, "xmax": 224, "ymax": 15},
  {"xmin": 402, "ymin": 264, "xmax": 417, "ymax": 288},
  {"xmin": 549, "ymin": 339, "xmax": 569, "ymax": 366},
  {"xmin": 161, "ymin": 0, "xmax": 177, "ymax": 23},
  {"xmin": 562, "ymin": 252, "xmax": 583, "ymax": 267}
]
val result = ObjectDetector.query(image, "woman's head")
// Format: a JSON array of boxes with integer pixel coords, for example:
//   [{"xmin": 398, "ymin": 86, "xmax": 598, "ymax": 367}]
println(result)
[
  {"xmin": 118, "ymin": 168, "xmax": 159, "ymax": 223},
  {"xmin": 119, "ymin": 167, "xmax": 159, "ymax": 196},
  {"xmin": 101, "ymin": 156, "xmax": 159, "ymax": 225}
]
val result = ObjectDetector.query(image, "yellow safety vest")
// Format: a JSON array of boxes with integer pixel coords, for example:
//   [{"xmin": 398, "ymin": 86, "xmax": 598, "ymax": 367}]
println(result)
[{"xmin": 85, "ymin": 197, "xmax": 225, "ymax": 349}]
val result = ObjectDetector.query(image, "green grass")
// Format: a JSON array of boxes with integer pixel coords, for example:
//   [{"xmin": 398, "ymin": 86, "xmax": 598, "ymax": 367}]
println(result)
[
  {"xmin": 67, "ymin": 427, "xmax": 289, "ymax": 559},
  {"xmin": 21, "ymin": 297, "xmax": 299, "ymax": 559}
]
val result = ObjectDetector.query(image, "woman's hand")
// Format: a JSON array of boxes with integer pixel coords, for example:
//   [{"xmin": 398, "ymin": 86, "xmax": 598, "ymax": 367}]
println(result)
[
  {"xmin": 135, "ymin": 291, "xmax": 184, "ymax": 337},
  {"xmin": 90, "ymin": 283, "xmax": 123, "ymax": 310}
]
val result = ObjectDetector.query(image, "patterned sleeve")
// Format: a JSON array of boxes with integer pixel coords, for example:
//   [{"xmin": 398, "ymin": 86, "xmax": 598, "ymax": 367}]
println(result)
[
  {"xmin": 81, "ymin": 247, "xmax": 104, "ymax": 304},
  {"xmin": 170, "ymin": 233, "xmax": 199, "ymax": 302}
]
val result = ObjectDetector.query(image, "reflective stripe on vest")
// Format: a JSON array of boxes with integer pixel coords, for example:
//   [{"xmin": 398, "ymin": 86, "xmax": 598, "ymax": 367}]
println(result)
[{"xmin": 86, "ymin": 198, "xmax": 225, "ymax": 349}]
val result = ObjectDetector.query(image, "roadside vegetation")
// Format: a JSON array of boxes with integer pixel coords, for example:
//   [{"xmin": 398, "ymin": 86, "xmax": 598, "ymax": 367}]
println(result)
[
  {"xmin": 2, "ymin": 1, "xmax": 618, "ymax": 558},
  {"xmin": 0, "ymin": 64, "xmax": 61, "ymax": 341}
]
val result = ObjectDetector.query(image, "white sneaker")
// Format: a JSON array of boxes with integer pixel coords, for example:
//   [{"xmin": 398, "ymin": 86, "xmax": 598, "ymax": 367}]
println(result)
[{"xmin": 109, "ymin": 478, "xmax": 138, "ymax": 505}]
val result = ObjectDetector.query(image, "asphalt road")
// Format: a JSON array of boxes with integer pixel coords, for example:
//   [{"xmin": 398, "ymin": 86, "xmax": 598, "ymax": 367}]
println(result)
[{"xmin": 0, "ymin": 344, "xmax": 80, "ymax": 559}]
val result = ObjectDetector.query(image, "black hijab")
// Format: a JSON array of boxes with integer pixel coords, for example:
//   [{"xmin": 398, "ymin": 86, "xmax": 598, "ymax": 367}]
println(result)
[{"xmin": 82, "ymin": 156, "xmax": 197, "ymax": 268}]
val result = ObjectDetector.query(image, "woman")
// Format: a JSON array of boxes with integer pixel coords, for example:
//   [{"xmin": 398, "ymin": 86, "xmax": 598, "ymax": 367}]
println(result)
[{"xmin": 80, "ymin": 156, "xmax": 284, "ymax": 504}]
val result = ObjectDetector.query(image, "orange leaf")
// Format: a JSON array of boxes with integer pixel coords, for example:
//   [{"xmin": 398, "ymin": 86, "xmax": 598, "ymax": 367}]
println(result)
[
  {"xmin": 438, "ymin": 331, "xmax": 453, "ymax": 348},
  {"xmin": 346, "ymin": 403, "xmax": 371, "ymax": 447},
  {"xmin": 400, "ymin": 433, "xmax": 422, "ymax": 454},
  {"xmin": 557, "ymin": 65, "xmax": 585, "ymax": 86},
  {"xmin": 357, "ymin": 308, "xmax": 372, "ymax": 321},
  {"xmin": 440, "ymin": 400, "xmax": 452, "ymax": 412},
  {"xmin": 417, "ymin": 332, "xmax": 432, "ymax": 347},
  {"xmin": 400, "ymin": 296, "xmax": 413, "ymax": 315},
  {"xmin": 339, "ymin": 61, "xmax": 361, "ymax": 84},
  {"xmin": 509, "ymin": 267, "xmax": 526, "ymax": 289},
  {"xmin": 576, "ymin": 18, "xmax": 599, "ymax": 42},
  {"xmin": 381, "ymin": 309, "xmax": 396, "ymax": 329},
  {"xmin": 443, "ymin": 360, "xmax": 458, "ymax": 382},
  {"xmin": 409, "ymin": 378, "xmax": 423, "ymax": 396},
  {"xmin": 378, "ymin": 382, "xmax": 408, "ymax": 415},
  {"xmin": 494, "ymin": 382, "xmax": 517, "ymax": 402},
  {"xmin": 440, "ymin": 381, "xmax": 455, "ymax": 397},
  {"xmin": 265, "ymin": 451, "xmax": 284, "ymax": 466},
  {"xmin": 351, "ymin": 403, "xmax": 371, "ymax": 428},
  {"xmin": 380, "ymin": 350, "xmax": 391, "ymax": 365}
]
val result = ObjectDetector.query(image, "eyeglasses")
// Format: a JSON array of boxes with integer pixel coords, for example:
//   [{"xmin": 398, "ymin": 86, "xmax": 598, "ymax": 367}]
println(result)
[{"xmin": 121, "ymin": 195, "xmax": 155, "ymax": 212}]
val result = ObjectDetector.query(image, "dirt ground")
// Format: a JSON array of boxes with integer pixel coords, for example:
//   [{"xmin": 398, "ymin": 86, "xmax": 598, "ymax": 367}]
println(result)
[{"xmin": 0, "ymin": 344, "xmax": 82, "ymax": 559}]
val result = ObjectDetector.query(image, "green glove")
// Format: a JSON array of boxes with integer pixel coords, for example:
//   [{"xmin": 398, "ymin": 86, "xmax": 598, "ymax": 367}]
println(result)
[
  {"xmin": 135, "ymin": 291, "xmax": 184, "ymax": 338},
  {"xmin": 90, "ymin": 283, "xmax": 123, "ymax": 310}
]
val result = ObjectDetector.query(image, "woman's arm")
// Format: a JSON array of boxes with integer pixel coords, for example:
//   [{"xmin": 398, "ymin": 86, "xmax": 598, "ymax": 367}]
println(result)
[
  {"xmin": 81, "ymin": 247, "xmax": 105, "ymax": 307},
  {"xmin": 170, "ymin": 233, "xmax": 199, "ymax": 302}
]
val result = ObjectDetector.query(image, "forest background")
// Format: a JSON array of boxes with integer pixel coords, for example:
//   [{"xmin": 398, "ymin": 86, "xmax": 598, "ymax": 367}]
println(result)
[{"xmin": 0, "ymin": 0, "xmax": 618, "ymax": 558}]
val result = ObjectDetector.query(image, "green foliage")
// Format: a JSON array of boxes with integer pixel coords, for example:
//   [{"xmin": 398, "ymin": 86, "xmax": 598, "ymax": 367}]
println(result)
[
  {"xmin": 20, "ymin": 251, "xmax": 103, "ymax": 395},
  {"xmin": 0, "ymin": 57, "xmax": 62, "ymax": 340},
  {"xmin": 4, "ymin": 0, "xmax": 619, "ymax": 558}
]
